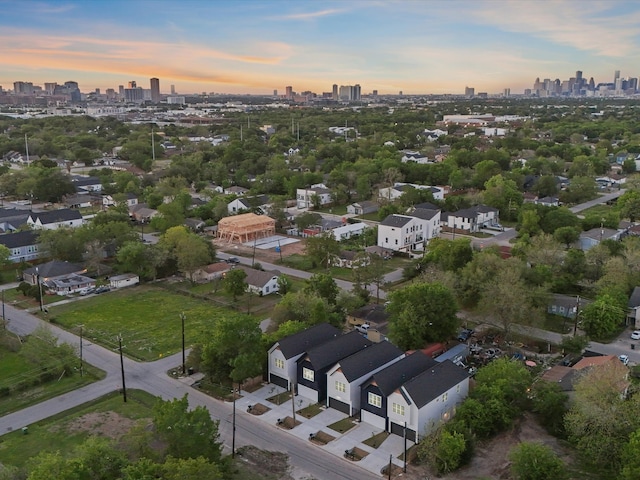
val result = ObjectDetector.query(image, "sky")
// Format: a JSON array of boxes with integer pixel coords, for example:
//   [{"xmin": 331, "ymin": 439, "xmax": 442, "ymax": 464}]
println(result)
[{"xmin": 2, "ymin": 0, "xmax": 640, "ymax": 96}]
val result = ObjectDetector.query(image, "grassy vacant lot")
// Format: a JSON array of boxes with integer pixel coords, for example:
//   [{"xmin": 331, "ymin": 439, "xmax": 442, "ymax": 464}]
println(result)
[
  {"xmin": 48, "ymin": 285, "xmax": 238, "ymax": 361},
  {"xmin": 279, "ymin": 253, "xmax": 408, "ymax": 282},
  {"xmin": 579, "ymin": 203, "xmax": 614, "ymax": 217},
  {"xmin": 0, "ymin": 389, "xmax": 156, "ymax": 469}
]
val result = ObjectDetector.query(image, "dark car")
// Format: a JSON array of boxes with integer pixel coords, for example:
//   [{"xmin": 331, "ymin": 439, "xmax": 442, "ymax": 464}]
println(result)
[
  {"xmin": 226, "ymin": 257, "xmax": 240, "ymax": 264},
  {"xmin": 457, "ymin": 328, "xmax": 474, "ymax": 342},
  {"xmin": 94, "ymin": 286, "xmax": 111, "ymax": 294}
]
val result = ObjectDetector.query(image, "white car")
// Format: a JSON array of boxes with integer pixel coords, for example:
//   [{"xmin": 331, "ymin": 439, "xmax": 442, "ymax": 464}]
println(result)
[
  {"xmin": 355, "ymin": 324, "xmax": 370, "ymax": 334},
  {"xmin": 631, "ymin": 330, "xmax": 640, "ymax": 340},
  {"xmin": 619, "ymin": 354, "xmax": 630, "ymax": 366}
]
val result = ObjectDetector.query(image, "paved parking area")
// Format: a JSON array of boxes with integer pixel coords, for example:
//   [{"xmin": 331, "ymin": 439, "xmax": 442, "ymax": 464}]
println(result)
[{"xmin": 235, "ymin": 384, "xmax": 413, "ymax": 476}]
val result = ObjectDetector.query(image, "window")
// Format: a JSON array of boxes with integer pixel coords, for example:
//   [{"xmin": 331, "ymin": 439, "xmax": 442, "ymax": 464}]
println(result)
[
  {"xmin": 442, "ymin": 392, "xmax": 448, "ymax": 402},
  {"xmin": 274, "ymin": 358, "xmax": 284, "ymax": 370},
  {"xmin": 456, "ymin": 384, "xmax": 460, "ymax": 393},
  {"xmin": 368, "ymin": 392, "xmax": 382, "ymax": 408},
  {"xmin": 303, "ymin": 367, "xmax": 314, "ymax": 382},
  {"xmin": 335, "ymin": 381, "xmax": 346, "ymax": 393},
  {"xmin": 392, "ymin": 403, "xmax": 405, "ymax": 416}
]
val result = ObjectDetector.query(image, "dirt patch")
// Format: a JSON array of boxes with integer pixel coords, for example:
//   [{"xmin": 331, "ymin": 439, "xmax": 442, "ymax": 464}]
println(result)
[
  {"xmin": 214, "ymin": 236, "xmax": 306, "ymax": 265},
  {"xmin": 310, "ymin": 430, "xmax": 335, "ymax": 445},
  {"xmin": 236, "ymin": 445, "xmax": 294, "ymax": 480},
  {"xmin": 344, "ymin": 446, "xmax": 369, "ymax": 461},
  {"xmin": 276, "ymin": 416, "xmax": 301, "ymax": 429},
  {"xmin": 64, "ymin": 411, "xmax": 137, "ymax": 439},
  {"xmin": 441, "ymin": 413, "xmax": 573, "ymax": 480},
  {"xmin": 247, "ymin": 403, "xmax": 270, "ymax": 415}
]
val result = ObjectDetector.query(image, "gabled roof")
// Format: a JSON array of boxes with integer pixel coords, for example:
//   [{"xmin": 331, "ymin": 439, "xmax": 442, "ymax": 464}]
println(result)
[
  {"xmin": 0, "ymin": 230, "xmax": 39, "ymax": 249},
  {"xmin": 365, "ymin": 351, "xmax": 436, "ymax": 397},
  {"xmin": 277, "ymin": 323, "xmax": 341, "ymax": 360},
  {"xmin": 580, "ymin": 227, "xmax": 619, "ymax": 241},
  {"xmin": 0, "ymin": 208, "xmax": 30, "ymax": 221},
  {"xmin": 573, "ymin": 355, "xmax": 618, "ymax": 370},
  {"xmin": 380, "ymin": 214, "xmax": 412, "ymax": 228},
  {"xmin": 410, "ymin": 208, "xmax": 440, "ymax": 221},
  {"xmin": 414, "ymin": 202, "xmax": 440, "ymax": 211},
  {"xmin": 23, "ymin": 260, "xmax": 84, "ymax": 279},
  {"xmin": 302, "ymin": 330, "xmax": 372, "ymax": 371},
  {"xmin": 448, "ymin": 205, "xmax": 499, "ymax": 219},
  {"xmin": 335, "ymin": 341, "xmax": 403, "ymax": 382},
  {"xmin": 629, "ymin": 286, "xmax": 640, "ymax": 308},
  {"xmin": 237, "ymin": 265, "xmax": 281, "ymax": 288},
  {"xmin": 30, "ymin": 209, "xmax": 82, "ymax": 224},
  {"xmin": 402, "ymin": 360, "xmax": 470, "ymax": 408},
  {"xmin": 349, "ymin": 304, "xmax": 389, "ymax": 325},
  {"xmin": 199, "ymin": 262, "xmax": 231, "ymax": 274}
]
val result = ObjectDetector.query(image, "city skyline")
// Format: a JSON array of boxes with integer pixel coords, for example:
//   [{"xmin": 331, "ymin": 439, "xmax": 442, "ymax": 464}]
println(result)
[{"xmin": 2, "ymin": 0, "xmax": 640, "ymax": 95}]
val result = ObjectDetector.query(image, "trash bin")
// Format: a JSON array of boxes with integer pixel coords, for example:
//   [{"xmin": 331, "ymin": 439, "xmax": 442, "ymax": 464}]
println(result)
[
  {"xmin": 21, "ymin": 427, "xmax": 28, "ymax": 435},
  {"xmin": 187, "ymin": 367, "xmax": 194, "ymax": 375},
  {"xmin": 632, "ymin": 344, "xmax": 636, "ymax": 350}
]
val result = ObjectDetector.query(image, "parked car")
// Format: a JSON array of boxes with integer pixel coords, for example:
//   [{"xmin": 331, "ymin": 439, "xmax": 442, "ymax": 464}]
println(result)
[
  {"xmin": 619, "ymin": 354, "xmax": 630, "ymax": 366},
  {"xmin": 457, "ymin": 328, "xmax": 474, "ymax": 342},
  {"xmin": 631, "ymin": 330, "xmax": 640, "ymax": 340},
  {"xmin": 355, "ymin": 323, "xmax": 370, "ymax": 334},
  {"xmin": 94, "ymin": 286, "xmax": 111, "ymax": 294},
  {"xmin": 226, "ymin": 256, "xmax": 240, "ymax": 264}
]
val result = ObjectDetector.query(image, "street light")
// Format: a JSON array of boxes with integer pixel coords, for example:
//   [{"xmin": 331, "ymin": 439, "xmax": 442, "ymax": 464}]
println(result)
[
  {"xmin": 180, "ymin": 312, "xmax": 186, "ymax": 375},
  {"xmin": 35, "ymin": 267, "xmax": 44, "ymax": 312}
]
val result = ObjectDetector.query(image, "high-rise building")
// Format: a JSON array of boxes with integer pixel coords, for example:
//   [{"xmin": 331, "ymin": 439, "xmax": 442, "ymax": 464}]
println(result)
[
  {"xmin": 150, "ymin": 77, "xmax": 160, "ymax": 103},
  {"xmin": 464, "ymin": 86, "xmax": 474, "ymax": 97},
  {"xmin": 372, "ymin": 89, "xmax": 378, "ymax": 96},
  {"xmin": 118, "ymin": 85, "xmax": 124, "ymax": 98},
  {"xmin": 13, "ymin": 81, "xmax": 34, "ymax": 95},
  {"xmin": 128, "ymin": 81, "xmax": 137, "ymax": 89},
  {"xmin": 64, "ymin": 81, "xmax": 81, "ymax": 102},
  {"xmin": 285, "ymin": 85, "xmax": 293, "ymax": 99},
  {"xmin": 332, "ymin": 84, "xmax": 338, "ymax": 100},
  {"xmin": 353, "ymin": 84, "xmax": 361, "ymax": 101},
  {"xmin": 273, "ymin": 89, "xmax": 277, "ymax": 96},
  {"xmin": 124, "ymin": 87, "xmax": 144, "ymax": 103},
  {"xmin": 503, "ymin": 88, "xmax": 510, "ymax": 97},
  {"xmin": 170, "ymin": 84, "xmax": 176, "ymax": 95},
  {"xmin": 614, "ymin": 70, "xmax": 620, "ymax": 84},
  {"xmin": 44, "ymin": 82, "xmax": 57, "ymax": 94},
  {"xmin": 106, "ymin": 88, "xmax": 116, "ymax": 100}
]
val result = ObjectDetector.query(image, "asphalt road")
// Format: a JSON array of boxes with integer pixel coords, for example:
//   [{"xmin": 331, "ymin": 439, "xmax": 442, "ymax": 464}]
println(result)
[{"xmin": 0, "ymin": 300, "xmax": 378, "ymax": 480}]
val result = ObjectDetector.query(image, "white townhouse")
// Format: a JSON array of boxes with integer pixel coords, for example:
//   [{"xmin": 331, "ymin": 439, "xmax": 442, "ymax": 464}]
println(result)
[
  {"xmin": 296, "ymin": 184, "xmax": 332, "ymax": 209},
  {"xmin": 378, "ymin": 183, "xmax": 445, "ymax": 202},
  {"xmin": 326, "ymin": 342, "xmax": 404, "ymax": 416},
  {"xmin": 377, "ymin": 207, "xmax": 441, "ymax": 253},
  {"xmin": 442, "ymin": 205, "xmax": 499, "ymax": 233},
  {"xmin": 385, "ymin": 360, "xmax": 470, "ymax": 442},
  {"xmin": 268, "ymin": 323, "xmax": 341, "ymax": 390}
]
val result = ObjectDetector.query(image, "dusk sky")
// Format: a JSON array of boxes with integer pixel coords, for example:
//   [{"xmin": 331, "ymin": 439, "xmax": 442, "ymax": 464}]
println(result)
[{"xmin": 2, "ymin": 0, "xmax": 640, "ymax": 95}]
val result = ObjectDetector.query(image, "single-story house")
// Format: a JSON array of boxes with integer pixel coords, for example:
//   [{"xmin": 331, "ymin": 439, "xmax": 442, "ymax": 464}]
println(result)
[
  {"xmin": 326, "ymin": 342, "xmax": 404, "ymax": 416},
  {"xmin": 331, "ymin": 222, "xmax": 368, "ymax": 241},
  {"xmin": 547, "ymin": 294, "xmax": 592, "ymax": 319},
  {"xmin": 22, "ymin": 261, "xmax": 85, "ymax": 286},
  {"xmin": 534, "ymin": 196, "xmax": 560, "ymax": 207},
  {"xmin": 184, "ymin": 218, "xmax": 206, "ymax": 232},
  {"xmin": 0, "ymin": 208, "xmax": 30, "ymax": 232},
  {"xmin": 224, "ymin": 185, "xmax": 249, "ymax": 196},
  {"xmin": 360, "ymin": 351, "xmax": 436, "ymax": 431},
  {"xmin": 27, "ymin": 209, "xmax": 84, "ymax": 230},
  {"xmin": 0, "ymin": 230, "xmax": 40, "ymax": 263},
  {"xmin": 45, "ymin": 273, "xmax": 96, "ymax": 295},
  {"xmin": 109, "ymin": 273, "xmax": 140, "ymax": 289},
  {"xmin": 192, "ymin": 263, "xmax": 231, "ymax": 283},
  {"xmin": 347, "ymin": 201, "xmax": 379, "ymax": 216},
  {"xmin": 268, "ymin": 323, "xmax": 341, "ymax": 390},
  {"xmin": 236, "ymin": 265, "xmax": 281, "ymax": 296},
  {"xmin": 579, "ymin": 227, "xmax": 623, "ymax": 251},
  {"xmin": 297, "ymin": 331, "xmax": 372, "ymax": 403},
  {"xmin": 129, "ymin": 203, "xmax": 159, "ymax": 223},
  {"xmin": 103, "ymin": 193, "xmax": 139, "ymax": 208},
  {"xmin": 227, "ymin": 194, "xmax": 270, "ymax": 215},
  {"xmin": 378, "ymin": 183, "xmax": 444, "ymax": 202},
  {"xmin": 63, "ymin": 194, "xmax": 102, "ymax": 209},
  {"xmin": 71, "ymin": 175, "xmax": 103, "ymax": 193},
  {"xmin": 331, "ymin": 250, "xmax": 358, "ymax": 269}
]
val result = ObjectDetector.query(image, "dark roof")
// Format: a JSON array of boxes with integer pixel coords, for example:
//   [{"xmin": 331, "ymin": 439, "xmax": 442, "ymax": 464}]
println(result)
[
  {"xmin": 380, "ymin": 215, "xmax": 412, "ymax": 227},
  {"xmin": 447, "ymin": 205, "xmax": 498, "ymax": 219},
  {"xmin": 350, "ymin": 304, "xmax": 389, "ymax": 325},
  {"xmin": 71, "ymin": 176, "xmax": 102, "ymax": 187},
  {"xmin": 277, "ymin": 323, "xmax": 341, "ymax": 360},
  {"xmin": 414, "ymin": 202, "xmax": 440, "ymax": 211},
  {"xmin": 337, "ymin": 341, "xmax": 403, "ymax": 382},
  {"xmin": 0, "ymin": 208, "xmax": 30, "ymax": 221},
  {"xmin": 410, "ymin": 208, "xmax": 440, "ymax": 221},
  {"xmin": 366, "ymin": 351, "xmax": 436, "ymax": 397},
  {"xmin": 629, "ymin": 287, "xmax": 640, "ymax": 308},
  {"xmin": 31, "ymin": 209, "xmax": 82, "ymax": 224},
  {"xmin": 0, "ymin": 230, "xmax": 39, "ymax": 249},
  {"xmin": 302, "ymin": 330, "xmax": 372, "ymax": 371},
  {"xmin": 237, "ymin": 265, "xmax": 281, "ymax": 288},
  {"xmin": 23, "ymin": 260, "xmax": 84, "ymax": 279},
  {"xmin": 402, "ymin": 360, "xmax": 469, "ymax": 408}
]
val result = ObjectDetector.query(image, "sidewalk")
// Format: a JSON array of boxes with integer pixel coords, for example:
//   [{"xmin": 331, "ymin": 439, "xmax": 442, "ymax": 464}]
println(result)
[{"xmin": 232, "ymin": 384, "xmax": 411, "ymax": 476}]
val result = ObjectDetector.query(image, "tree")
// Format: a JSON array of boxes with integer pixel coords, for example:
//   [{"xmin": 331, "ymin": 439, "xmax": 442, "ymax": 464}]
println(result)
[
  {"xmin": 199, "ymin": 315, "xmax": 262, "ymax": 384},
  {"xmin": 564, "ymin": 359, "xmax": 640, "ymax": 471},
  {"xmin": 530, "ymin": 381, "xmax": 569, "ymax": 436},
  {"xmin": 423, "ymin": 238, "xmax": 473, "ymax": 272},
  {"xmin": 509, "ymin": 442, "xmax": 568, "ymax": 480},
  {"xmin": 387, "ymin": 282, "xmax": 458, "ymax": 350},
  {"xmin": 152, "ymin": 395, "xmax": 223, "ymax": 462},
  {"xmin": 553, "ymin": 226, "xmax": 580, "ymax": 248},
  {"xmin": 580, "ymin": 293, "xmax": 626, "ymax": 338},
  {"xmin": 559, "ymin": 176, "xmax": 597, "ymax": 204},
  {"xmin": 352, "ymin": 251, "xmax": 387, "ymax": 303},
  {"xmin": 20, "ymin": 326, "xmax": 78, "ymax": 379},
  {"xmin": 304, "ymin": 232, "xmax": 340, "ymax": 269},
  {"xmin": 305, "ymin": 273, "xmax": 339, "ymax": 305},
  {"xmin": 482, "ymin": 174, "xmax": 523, "ymax": 221},
  {"xmin": 417, "ymin": 427, "xmax": 467, "ymax": 475},
  {"xmin": 617, "ymin": 189, "xmax": 640, "ymax": 222},
  {"xmin": 539, "ymin": 207, "xmax": 580, "ymax": 233},
  {"xmin": 271, "ymin": 291, "xmax": 335, "ymax": 327},
  {"xmin": 223, "ymin": 268, "xmax": 247, "ymax": 302},
  {"xmin": 25, "ymin": 451, "xmax": 79, "ymax": 480},
  {"xmin": 37, "ymin": 227, "xmax": 87, "ymax": 262},
  {"xmin": 162, "ymin": 456, "xmax": 224, "ymax": 480},
  {"xmin": 160, "ymin": 226, "xmax": 213, "ymax": 281},
  {"xmin": 620, "ymin": 429, "xmax": 640, "ymax": 480}
]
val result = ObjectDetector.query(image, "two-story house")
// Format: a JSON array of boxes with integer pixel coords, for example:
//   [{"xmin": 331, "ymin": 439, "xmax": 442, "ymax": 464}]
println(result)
[
  {"xmin": 0, "ymin": 230, "xmax": 40, "ymax": 262},
  {"xmin": 227, "ymin": 195, "xmax": 270, "ymax": 215},
  {"xmin": 326, "ymin": 341, "xmax": 404, "ymax": 415},
  {"xmin": 442, "ymin": 205, "xmax": 499, "ymax": 233},
  {"xmin": 377, "ymin": 207, "xmax": 440, "ymax": 253},
  {"xmin": 268, "ymin": 323, "xmax": 341, "ymax": 390},
  {"xmin": 296, "ymin": 184, "xmax": 332, "ymax": 209},
  {"xmin": 296, "ymin": 331, "xmax": 372, "ymax": 403},
  {"xmin": 378, "ymin": 183, "xmax": 444, "ymax": 202}
]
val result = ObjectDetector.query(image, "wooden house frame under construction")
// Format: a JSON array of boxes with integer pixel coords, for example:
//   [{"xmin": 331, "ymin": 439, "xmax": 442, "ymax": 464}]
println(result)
[{"xmin": 217, "ymin": 213, "xmax": 276, "ymax": 244}]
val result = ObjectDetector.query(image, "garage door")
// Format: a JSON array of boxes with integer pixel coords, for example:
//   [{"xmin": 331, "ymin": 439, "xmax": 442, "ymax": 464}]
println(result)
[
  {"xmin": 328, "ymin": 397, "xmax": 350, "ymax": 415},
  {"xmin": 297, "ymin": 384, "xmax": 318, "ymax": 403},
  {"xmin": 269, "ymin": 373, "xmax": 288, "ymax": 389},
  {"xmin": 361, "ymin": 410, "xmax": 386, "ymax": 430},
  {"xmin": 390, "ymin": 422, "xmax": 416, "ymax": 442}
]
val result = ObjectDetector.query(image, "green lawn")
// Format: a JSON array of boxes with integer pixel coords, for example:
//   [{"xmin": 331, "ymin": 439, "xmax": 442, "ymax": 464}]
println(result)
[
  {"xmin": 47, "ymin": 285, "xmax": 241, "ymax": 361},
  {"xmin": 0, "ymin": 389, "xmax": 157, "ymax": 469},
  {"xmin": 579, "ymin": 204, "xmax": 614, "ymax": 217},
  {"xmin": 0, "ymin": 342, "xmax": 104, "ymax": 416}
]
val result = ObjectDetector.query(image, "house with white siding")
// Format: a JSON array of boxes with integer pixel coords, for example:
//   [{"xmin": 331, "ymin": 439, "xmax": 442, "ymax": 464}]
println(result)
[
  {"xmin": 377, "ymin": 207, "xmax": 440, "ymax": 253},
  {"xmin": 296, "ymin": 184, "xmax": 332, "ymax": 209},
  {"xmin": 0, "ymin": 230, "xmax": 40, "ymax": 263},
  {"xmin": 442, "ymin": 205, "xmax": 499, "ymax": 233},
  {"xmin": 268, "ymin": 323, "xmax": 341, "ymax": 391},
  {"xmin": 326, "ymin": 341, "xmax": 403, "ymax": 416},
  {"xmin": 236, "ymin": 266, "xmax": 281, "ymax": 296},
  {"xmin": 27, "ymin": 209, "xmax": 84, "ymax": 230},
  {"xmin": 378, "ymin": 183, "xmax": 444, "ymax": 202}
]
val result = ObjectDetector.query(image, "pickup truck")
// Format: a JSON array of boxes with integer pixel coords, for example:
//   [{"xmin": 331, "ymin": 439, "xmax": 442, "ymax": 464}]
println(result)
[{"xmin": 355, "ymin": 324, "xmax": 370, "ymax": 334}]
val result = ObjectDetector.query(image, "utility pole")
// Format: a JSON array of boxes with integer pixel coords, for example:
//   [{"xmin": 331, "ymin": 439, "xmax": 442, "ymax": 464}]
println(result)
[
  {"xmin": 151, "ymin": 128, "xmax": 155, "ymax": 162},
  {"xmin": 232, "ymin": 383, "xmax": 237, "ymax": 458},
  {"xmin": 573, "ymin": 296, "xmax": 581, "ymax": 336},
  {"xmin": 35, "ymin": 267, "xmax": 44, "ymax": 312},
  {"xmin": 291, "ymin": 383, "xmax": 296, "ymax": 425},
  {"xmin": 403, "ymin": 422, "xmax": 407, "ymax": 473},
  {"xmin": 180, "ymin": 312, "xmax": 186, "ymax": 375},
  {"xmin": 1, "ymin": 289, "xmax": 5, "ymax": 328},
  {"xmin": 118, "ymin": 335, "xmax": 127, "ymax": 403},
  {"xmin": 79, "ymin": 325, "xmax": 84, "ymax": 377}
]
